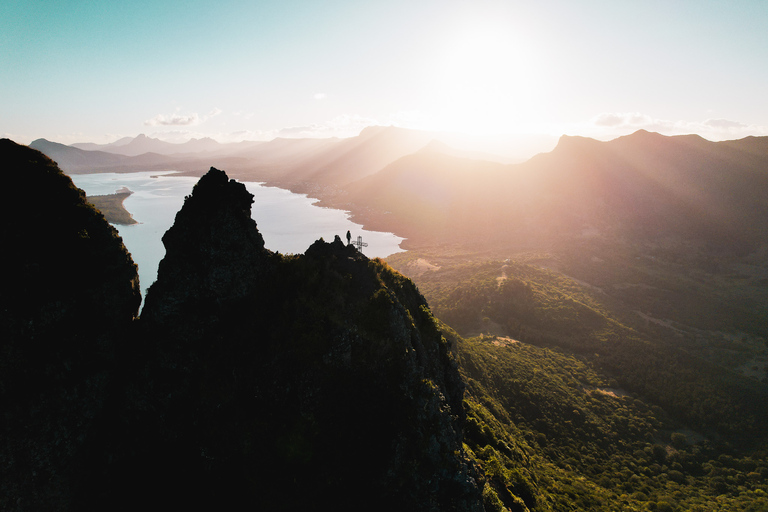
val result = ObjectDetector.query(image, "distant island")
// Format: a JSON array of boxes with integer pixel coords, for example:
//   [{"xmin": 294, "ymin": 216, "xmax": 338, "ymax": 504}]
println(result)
[{"xmin": 87, "ymin": 186, "xmax": 137, "ymax": 225}]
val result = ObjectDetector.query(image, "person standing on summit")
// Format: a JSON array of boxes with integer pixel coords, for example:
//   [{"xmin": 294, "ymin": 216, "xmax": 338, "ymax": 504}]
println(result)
[{"xmin": 346, "ymin": 230, "xmax": 351, "ymax": 245}]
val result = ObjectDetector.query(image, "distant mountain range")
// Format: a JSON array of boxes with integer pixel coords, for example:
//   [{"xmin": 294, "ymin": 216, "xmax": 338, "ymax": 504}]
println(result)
[
  {"xmin": 28, "ymin": 126, "xmax": 511, "ymax": 179},
  {"xmin": 29, "ymin": 127, "xmax": 768, "ymax": 255},
  {"xmin": 71, "ymin": 134, "xmax": 243, "ymax": 156}
]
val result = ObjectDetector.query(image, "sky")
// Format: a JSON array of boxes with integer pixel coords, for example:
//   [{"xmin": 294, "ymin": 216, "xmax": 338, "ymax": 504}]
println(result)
[{"xmin": 2, "ymin": 0, "xmax": 767, "ymax": 159}]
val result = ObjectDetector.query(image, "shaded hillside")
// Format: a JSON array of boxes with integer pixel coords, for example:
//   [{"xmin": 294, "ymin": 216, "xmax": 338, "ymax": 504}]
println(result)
[
  {"xmin": 0, "ymin": 139, "xmax": 141, "ymax": 510},
  {"xmin": 0, "ymin": 163, "xmax": 479, "ymax": 511},
  {"xmin": 347, "ymin": 130, "xmax": 768, "ymax": 254}
]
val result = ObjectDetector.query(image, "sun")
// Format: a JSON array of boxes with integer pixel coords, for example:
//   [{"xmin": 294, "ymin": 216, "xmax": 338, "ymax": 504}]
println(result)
[{"xmin": 422, "ymin": 21, "xmax": 548, "ymax": 136}]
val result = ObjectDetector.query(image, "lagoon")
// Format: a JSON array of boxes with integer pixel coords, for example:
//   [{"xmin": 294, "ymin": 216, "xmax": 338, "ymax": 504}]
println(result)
[{"xmin": 70, "ymin": 171, "xmax": 404, "ymax": 300}]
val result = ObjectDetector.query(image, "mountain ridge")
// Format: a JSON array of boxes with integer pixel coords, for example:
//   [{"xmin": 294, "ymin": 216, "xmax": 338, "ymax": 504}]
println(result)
[{"xmin": 342, "ymin": 129, "xmax": 768, "ymax": 253}]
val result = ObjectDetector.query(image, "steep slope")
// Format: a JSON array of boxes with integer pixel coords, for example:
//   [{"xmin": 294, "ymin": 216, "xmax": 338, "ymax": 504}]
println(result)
[
  {"xmin": 0, "ymin": 140, "xmax": 141, "ymax": 510},
  {"xmin": 85, "ymin": 167, "xmax": 483, "ymax": 511}
]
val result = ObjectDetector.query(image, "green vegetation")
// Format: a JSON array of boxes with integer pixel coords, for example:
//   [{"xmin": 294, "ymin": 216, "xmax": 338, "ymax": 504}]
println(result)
[
  {"xmin": 457, "ymin": 333, "xmax": 768, "ymax": 511},
  {"xmin": 388, "ymin": 252, "xmax": 768, "ymax": 438},
  {"xmin": 387, "ymin": 249, "xmax": 768, "ymax": 511}
]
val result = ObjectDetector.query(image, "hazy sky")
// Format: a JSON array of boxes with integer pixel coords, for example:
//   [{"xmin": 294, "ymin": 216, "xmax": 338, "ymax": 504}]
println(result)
[{"xmin": 2, "ymin": 0, "xmax": 767, "ymax": 156}]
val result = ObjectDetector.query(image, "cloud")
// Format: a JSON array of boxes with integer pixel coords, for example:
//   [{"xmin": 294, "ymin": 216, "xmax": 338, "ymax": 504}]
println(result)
[
  {"xmin": 144, "ymin": 112, "xmax": 201, "ymax": 127},
  {"xmin": 144, "ymin": 107, "xmax": 222, "ymax": 127},
  {"xmin": 313, "ymin": 92, "xmax": 327, "ymax": 100},
  {"xmin": 703, "ymin": 118, "xmax": 747, "ymax": 129},
  {"xmin": 593, "ymin": 112, "xmax": 654, "ymax": 128}
]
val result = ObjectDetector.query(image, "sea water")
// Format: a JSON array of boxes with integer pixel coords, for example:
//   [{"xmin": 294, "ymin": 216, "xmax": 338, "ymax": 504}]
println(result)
[{"xmin": 70, "ymin": 171, "xmax": 404, "ymax": 300}]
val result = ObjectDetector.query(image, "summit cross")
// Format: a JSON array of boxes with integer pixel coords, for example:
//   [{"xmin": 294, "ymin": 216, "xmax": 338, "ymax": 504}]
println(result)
[{"xmin": 352, "ymin": 235, "xmax": 368, "ymax": 253}]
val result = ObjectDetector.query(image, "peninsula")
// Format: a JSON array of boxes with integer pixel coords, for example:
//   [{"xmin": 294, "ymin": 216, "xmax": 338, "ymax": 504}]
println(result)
[{"xmin": 87, "ymin": 186, "xmax": 137, "ymax": 225}]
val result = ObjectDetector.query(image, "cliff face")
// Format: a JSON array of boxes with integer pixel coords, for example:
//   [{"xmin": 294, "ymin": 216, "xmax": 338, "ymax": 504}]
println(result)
[
  {"xmin": 0, "ymin": 139, "xmax": 141, "ymax": 510},
  {"xmin": 92, "ymin": 168, "xmax": 482, "ymax": 510}
]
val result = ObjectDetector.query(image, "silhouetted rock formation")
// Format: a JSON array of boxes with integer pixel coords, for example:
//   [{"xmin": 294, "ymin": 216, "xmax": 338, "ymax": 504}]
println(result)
[
  {"xmin": 105, "ymin": 167, "xmax": 481, "ymax": 511},
  {"xmin": 140, "ymin": 167, "xmax": 270, "ymax": 328},
  {"xmin": 0, "ymin": 158, "xmax": 480, "ymax": 510},
  {"xmin": 0, "ymin": 139, "xmax": 140, "ymax": 510}
]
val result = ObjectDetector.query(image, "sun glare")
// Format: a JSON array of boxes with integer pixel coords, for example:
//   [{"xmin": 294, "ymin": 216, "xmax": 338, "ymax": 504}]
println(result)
[{"xmin": 425, "ymin": 22, "xmax": 546, "ymax": 136}]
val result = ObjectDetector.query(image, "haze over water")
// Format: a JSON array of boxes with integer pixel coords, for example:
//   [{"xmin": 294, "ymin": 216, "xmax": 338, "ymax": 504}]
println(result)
[{"xmin": 71, "ymin": 171, "xmax": 404, "ymax": 300}]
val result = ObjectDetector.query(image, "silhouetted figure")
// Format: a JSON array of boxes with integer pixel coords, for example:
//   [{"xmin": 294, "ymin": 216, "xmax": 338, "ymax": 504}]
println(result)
[{"xmin": 346, "ymin": 230, "xmax": 351, "ymax": 245}]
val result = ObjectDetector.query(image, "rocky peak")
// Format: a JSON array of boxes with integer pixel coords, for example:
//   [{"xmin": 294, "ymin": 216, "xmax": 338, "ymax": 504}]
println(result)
[
  {"xmin": 141, "ymin": 167, "xmax": 270, "ymax": 325},
  {"xmin": 128, "ymin": 168, "xmax": 482, "ymax": 510}
]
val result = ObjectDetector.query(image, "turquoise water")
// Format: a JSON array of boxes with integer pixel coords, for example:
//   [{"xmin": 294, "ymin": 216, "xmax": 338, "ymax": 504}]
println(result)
[{"xmin": 71, "ymin": 171, "xmax": 404, "ymax": 299}]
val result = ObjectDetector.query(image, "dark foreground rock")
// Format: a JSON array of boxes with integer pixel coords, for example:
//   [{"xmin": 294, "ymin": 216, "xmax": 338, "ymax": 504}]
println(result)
[
  {"xmin": 0, "ymin": 148, "xmax": 482, "ymax": 511},
  {"xmin": 0, "ymin": 139, "xmax": 140, "ymax": 510}
]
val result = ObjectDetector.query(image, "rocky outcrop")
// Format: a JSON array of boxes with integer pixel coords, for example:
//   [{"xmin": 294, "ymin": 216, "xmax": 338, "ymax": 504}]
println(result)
[
  {"xmin": 140, "ymin": 167, "xmax": 272, "ymax": 329},
  {"xmin": 0, "ymin": 139, "xmax": 140, "ymax": 510},
  {"xmin": 85, "ymin": 167, "xmax": 483, "ymax": 511}
]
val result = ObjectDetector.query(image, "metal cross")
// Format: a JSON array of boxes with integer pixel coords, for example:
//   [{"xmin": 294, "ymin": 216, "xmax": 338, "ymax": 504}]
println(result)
[{"xmin": 352, "ymin": 235, "xmax": 368, "ymax": 252}]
